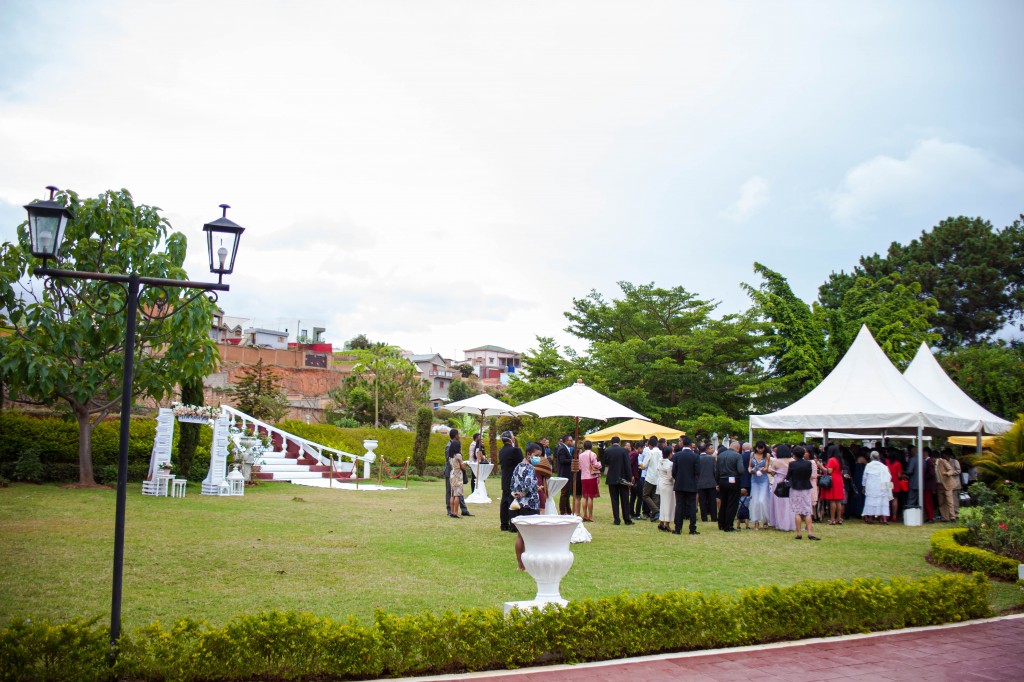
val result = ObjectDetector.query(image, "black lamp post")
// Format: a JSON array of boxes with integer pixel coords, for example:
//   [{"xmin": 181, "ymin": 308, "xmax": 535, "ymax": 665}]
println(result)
[{"xmin": 24, "ymin": 187, "xmax": 244, "ymax": 655}]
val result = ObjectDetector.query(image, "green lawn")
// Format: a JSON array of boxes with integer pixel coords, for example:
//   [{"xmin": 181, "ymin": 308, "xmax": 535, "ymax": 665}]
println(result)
[{"xmin": 0, "ymin": 481, "xmax": 1017, "ymax": 628}]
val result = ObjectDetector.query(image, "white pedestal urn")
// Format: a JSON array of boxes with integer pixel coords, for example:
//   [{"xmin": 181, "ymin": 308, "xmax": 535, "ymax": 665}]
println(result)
[
  {"xmin": 362, "ymin": 440, "xmax": 378, "ymax": 479},
  {"xmin": 544, "ymin": 477, "xmax": 567, "ymax": 515},
  {"xmin": 505, "ymin": 514, "xmax": 580, "ymax": 615},
  {"xmin": 466, "ymin": 462, "xmax": 495, "ymax": 503}
]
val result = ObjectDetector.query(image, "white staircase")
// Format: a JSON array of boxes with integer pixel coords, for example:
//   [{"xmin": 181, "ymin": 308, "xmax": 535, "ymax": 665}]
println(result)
[
  {"xmin": 220, "ymin": 406, "xmax": 376, "ymax": 484},
  {"xmin": 142, "ymin": 408, "xmax": 175, "ymax": 495}
]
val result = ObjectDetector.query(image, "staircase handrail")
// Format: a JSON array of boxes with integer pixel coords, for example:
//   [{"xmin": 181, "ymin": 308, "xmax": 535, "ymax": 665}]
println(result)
[{"xmin": 219, "ymin": 405, "xmax": 373, "ymax": 470}]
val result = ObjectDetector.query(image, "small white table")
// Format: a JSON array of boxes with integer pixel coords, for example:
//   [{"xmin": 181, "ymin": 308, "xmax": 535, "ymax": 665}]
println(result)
[
  {"xmin": 465, "ymin": 462, "xmax": 494, "ymax": 503},
  {"xmin": 545, "ymin": 477, "xmax": 567, "ymax": 515},
  {"xmin": 154, "ymin": 473, "xmax": 175, "ymax": 497}
]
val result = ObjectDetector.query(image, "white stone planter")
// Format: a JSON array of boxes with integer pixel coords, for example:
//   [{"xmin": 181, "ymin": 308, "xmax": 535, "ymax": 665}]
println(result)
[
  {"xmin": 362, "ymin": 440, "xmax": 378, "ymax": 479},
  {"xmin": 506, "ymin": 514, "xmax": 580, "ymax": 614}
]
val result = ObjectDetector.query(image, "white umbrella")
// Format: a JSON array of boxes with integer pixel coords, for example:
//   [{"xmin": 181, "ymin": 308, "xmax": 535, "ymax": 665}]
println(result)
[
  {"xmin": 444, "ymin": 393, "xmax": 531, "ymax": 457},
  {"xmin": 515, "ymin": 379, "xmax": 648, "ymax": 499},
  {"xmin": 513, "ymin": 379, "xmax": 649, "ymax": 422}
]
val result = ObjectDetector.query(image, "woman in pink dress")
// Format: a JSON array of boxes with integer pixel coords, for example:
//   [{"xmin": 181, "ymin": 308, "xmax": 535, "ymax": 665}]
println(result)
[
  {"xmin": 578, "ymin": 440, "xmax": 602, "ymax": 522},
  {"xmin": 768, "ymin": 444, "xmax": 795, "ymax": 532}
]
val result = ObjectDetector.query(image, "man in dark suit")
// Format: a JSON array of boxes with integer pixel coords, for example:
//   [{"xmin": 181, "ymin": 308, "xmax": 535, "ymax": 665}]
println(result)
[
  {"xmin": 697, "ymin": 442, "xmax": 719, "ymax": 523},
  {"xmin": 555, "ymin": 434, "xmax": 575, "ymax": 515},
  {"xmin": 498, "ymin": 431, "xmax": 523, "ymax": 532},
  {"xmin": 602, "ymin": 436, "xmax": 633, "ymax": 525},
  {"xmin": 672, "ymin": 436, "xmax": 700, "ymax": 535},
  {"xmin": 717, "ymin": 441, "xmax": 743, "ymax": 532}
]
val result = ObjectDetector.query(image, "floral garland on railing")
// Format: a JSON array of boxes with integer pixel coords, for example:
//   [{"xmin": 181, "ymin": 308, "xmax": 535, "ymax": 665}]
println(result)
[{"xmin": 170, "ymin": 402, "xmax": 222, "ymax": 420}]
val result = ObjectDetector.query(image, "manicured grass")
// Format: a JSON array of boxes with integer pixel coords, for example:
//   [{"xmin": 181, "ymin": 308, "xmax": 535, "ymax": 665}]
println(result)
[{"xmin": 0, "ymin": 481, "xmax": 1017, "ymax": 628}]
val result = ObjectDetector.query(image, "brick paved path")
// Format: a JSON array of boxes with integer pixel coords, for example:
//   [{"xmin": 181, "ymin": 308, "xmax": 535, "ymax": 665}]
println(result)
[{"xmin": 410, "ymin": 615, "xmax": 1023, "ymax": 682}]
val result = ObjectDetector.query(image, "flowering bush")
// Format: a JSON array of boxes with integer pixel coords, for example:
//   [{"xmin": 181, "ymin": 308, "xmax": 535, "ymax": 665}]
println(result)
[
  {"xmin": 958, "ymin": 482, "xmax": 1024, "ymax": 562},
  {"xmin": 170, "ymin": 403, "xmax": 221, "ymax": 420}
]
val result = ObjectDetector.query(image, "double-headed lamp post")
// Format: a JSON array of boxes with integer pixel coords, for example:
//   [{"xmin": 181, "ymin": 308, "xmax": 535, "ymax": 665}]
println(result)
[{"xmin": 24, "ymin": 186, "xmax": 245, "ymax": 653}]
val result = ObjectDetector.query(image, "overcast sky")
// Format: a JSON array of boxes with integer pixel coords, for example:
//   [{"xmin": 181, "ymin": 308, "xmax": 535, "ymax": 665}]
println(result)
[{"xmin": 2, "ymin": 1, "xmax": 1022, "ymax": 359}]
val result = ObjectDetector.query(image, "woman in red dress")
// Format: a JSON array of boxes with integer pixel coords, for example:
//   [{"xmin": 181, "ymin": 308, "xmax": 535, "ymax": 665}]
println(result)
[
  {"xmin": 887, "ymin": 450, "xmax": 908, "ymax": 522},
  {"xmin": 821, "ymin": 443, "xmax": 845, "ymax": 525}
]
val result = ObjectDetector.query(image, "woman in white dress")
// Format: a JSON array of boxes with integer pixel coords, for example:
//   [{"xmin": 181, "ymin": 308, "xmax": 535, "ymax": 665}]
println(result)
[
  {"xmin": 862, "ymin": 450, "xmax": 893, "ymax": 524},
  {"xmin": 657, "ymin": 446, "xmax": 676, "ymax": 532}
]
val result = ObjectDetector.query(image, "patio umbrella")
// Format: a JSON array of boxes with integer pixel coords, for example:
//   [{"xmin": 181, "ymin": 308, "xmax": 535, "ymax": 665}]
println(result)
[
  {"xmin": 443, "ymin": 393, "xmax": 532, "ymax": 451},
  {"xmin": 587, "ymin": 418, "xmax": 683, "ymax": 443},
  {"xmin": 514, "ymin": 380, "xmax": 648, "ymax": 498}
]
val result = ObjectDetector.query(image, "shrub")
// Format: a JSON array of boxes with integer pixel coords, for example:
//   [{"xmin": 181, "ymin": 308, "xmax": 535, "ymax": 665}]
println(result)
[
  {"xmin": 412, "ymin": 407, "xmax": 433, "ymax": 475},
  {"xmin": 930, "ymin": 527, "xmax": 1019, "ymax": 581},
  {"xmin": 276, "ymin": 421, "xmax": 448, "ymax": 467},
  {"xmin": 958, "ymin": 482, "xmax": 1024, "ymax": 562},
  {"xmin": 13, "ymin": 447, "xmax": 45, "ymax": 483},
  {"xmin": 0, "ymin": 574, "xmax": 991, "ymax": 681}
]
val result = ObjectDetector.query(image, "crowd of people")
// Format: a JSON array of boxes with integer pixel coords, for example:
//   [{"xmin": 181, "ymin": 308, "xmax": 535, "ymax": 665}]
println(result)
[{"xmin": 441, "ymin": 428, "xmax": 974, "ymax": 560}]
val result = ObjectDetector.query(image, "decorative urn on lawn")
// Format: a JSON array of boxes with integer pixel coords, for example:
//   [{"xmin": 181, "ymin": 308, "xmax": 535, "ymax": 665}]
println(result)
[{"xmin": 505, "ymin": 514, "xmax": 580, "ymax": 614}]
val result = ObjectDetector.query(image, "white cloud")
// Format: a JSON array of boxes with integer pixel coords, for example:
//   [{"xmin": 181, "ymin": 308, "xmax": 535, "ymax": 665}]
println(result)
[
  {"xmin": 828, "ymin": 139, "xmax": 1024, "ymax": 225},
  {"xmin": 722, "ymin": 176, "xmax": 769, "ymax": 222}
]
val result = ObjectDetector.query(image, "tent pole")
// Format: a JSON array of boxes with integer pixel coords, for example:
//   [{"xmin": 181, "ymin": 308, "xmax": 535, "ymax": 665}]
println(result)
[
  {"xmin": 823, "ymin": 429, "xmax": 829, "ymax": 447},
  {"xmin": 916, "ymin": 424, "xmax": 924, "ymax": 510},
  {"xmin": 748, "ymin": 425, "xmax": 753, "ymax": 448},
  {"xmin": 976, "ymin": 432, "xmax": 982, "ymax": 455}
]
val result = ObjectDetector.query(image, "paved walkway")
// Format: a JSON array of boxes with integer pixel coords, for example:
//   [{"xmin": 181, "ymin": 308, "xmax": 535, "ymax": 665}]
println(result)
[{"xmin": 401, "ymin": 614, "xmax": 1024, "ymax": 682}]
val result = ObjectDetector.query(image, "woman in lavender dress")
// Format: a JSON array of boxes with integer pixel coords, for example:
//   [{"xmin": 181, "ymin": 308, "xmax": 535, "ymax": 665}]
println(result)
[{"xmin": 768, "ymin": 444, "xmax": 795, "ymax": 532}]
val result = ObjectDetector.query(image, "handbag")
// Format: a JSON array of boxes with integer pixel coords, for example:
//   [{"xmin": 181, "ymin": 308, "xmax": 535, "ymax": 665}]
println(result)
[
  {"xmin": 819, "ymin": 474, "xmax": 833, "ymax": 490},
  {"xmin": 774, "ymin": 480, "xmax": 791, "ymax": 498}
]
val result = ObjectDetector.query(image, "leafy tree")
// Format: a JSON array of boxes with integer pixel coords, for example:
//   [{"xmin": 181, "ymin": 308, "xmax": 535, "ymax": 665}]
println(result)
[
  {"xmin": 344, "ymin": 334, "xmax": 373, "ymax": 350},
  {"xmin": 227, "ymin": 359, "xmax": 290, "ymax": 423},
  {"xmin": 0, "ymin": 189, "xmax": 219, "ymax": 484},
  {"xmin": 564, "ymin": 282, "xmax": 768, "ymax": 424},
  {"xmin": 938, "ymin": 342, "xmax": 1024, "ymax": 420},
  {"xmin": 330, "ymin": 345, "xmax": 427, "ymax": 427},
  {"xmin": 455, "ymin": 363, "xmax": 475, "ymax": 378},
  {"xmin": 820, "ymin": 216, "xmax": 1024, "ymax": 348},
  {"xmin": 447, "ymin": 377, "xmax": 474, "ymax": 403},
  {"xmin": 504, "ymin": 337, "xmax": 578, "ymax": 405},
  {"xmin": 412, "ymin": 406, "xmax": 433, "ymax": 475},
  {"xmin": 743, "ymin": 262, "xmax": 826, "ymax": 406},
  {"xmin": 822, "ymin": 272, "xmax": 939, "ymax": 370},
  {"xmin": 175, "ymin": 376, "xmax": 203, "ymax": 477}
]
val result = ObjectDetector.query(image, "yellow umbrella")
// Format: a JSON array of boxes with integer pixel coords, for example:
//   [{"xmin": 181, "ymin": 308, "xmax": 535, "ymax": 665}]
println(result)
[
  {"xmin": 947, "ymin": 435, "xmax": 999, "ymax": 448},
  {"xmin": 586, "ymin": 418, "xmax": 684, "ymax": 443}
]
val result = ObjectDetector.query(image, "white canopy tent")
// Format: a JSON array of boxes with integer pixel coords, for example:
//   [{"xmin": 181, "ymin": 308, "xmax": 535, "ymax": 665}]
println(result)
[
  {"xmin": 903, "ymin": 342, "xmax": 1012, "ymax": 453},
  {"xmin": 750, "ymin": 325, "xmax": 980, "ymax": 516},
  {"xmin": 514, "ymin": 380, "xmax": 649, "ymax": 422}
]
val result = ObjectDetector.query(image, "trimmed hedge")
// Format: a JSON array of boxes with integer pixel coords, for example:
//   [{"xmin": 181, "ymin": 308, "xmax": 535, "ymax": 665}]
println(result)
[
  {"xmin": 0, "ymin": 573, "xmax": 991, "ymax": 682},
  {"xmin": 930, "ymin": 527, "xmax": 1020, "ymax": 581},
  {"xmin": 276, "ymin": 421, "xmax": 450, "ymax": 467},
  {"xmin": 0, "ymin": 410, "xmax": 212, "ymax": 483}
]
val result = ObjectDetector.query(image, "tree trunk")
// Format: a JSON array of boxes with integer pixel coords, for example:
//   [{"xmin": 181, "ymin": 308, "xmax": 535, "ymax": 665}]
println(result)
[{"xmin": 73, "ymin": 402, "xmax": 96, "ymax": 485}]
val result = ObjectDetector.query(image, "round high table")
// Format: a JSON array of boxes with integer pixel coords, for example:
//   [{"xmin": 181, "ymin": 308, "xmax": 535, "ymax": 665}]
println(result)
[
  {"xmin": 465, "ymin": 462, "xmax": 494, "ymax": 503},
  {"xmin": 545, "ymin": 477, "xmax": 567, "ymax": 515}
]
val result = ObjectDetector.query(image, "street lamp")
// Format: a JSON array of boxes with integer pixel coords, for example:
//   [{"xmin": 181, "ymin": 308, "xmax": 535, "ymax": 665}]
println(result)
[{"xmin": 25, "ymin": 186, "xmax": 244, "ymax": 656}]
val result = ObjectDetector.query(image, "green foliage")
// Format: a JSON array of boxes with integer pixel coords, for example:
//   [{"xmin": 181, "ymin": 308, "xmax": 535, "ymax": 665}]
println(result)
[
  {"xmin": 563, "ymin": 283, "xmax": 768, "ymax": 422},
  {"xmin": 446, "ymin": 377, "xmax": 474, "ymax": 402},
  {"xmin": 329, "ymin": 345, "xmax": 427, "ymax": 427},
  {"xmin": 956, "ymin": 483, "xmax": 1024, "ymax": 562},
  {"xmin": 0, "ymin": 574, "xmax": 990, "ymax": 681},
  {"xmin": 0, "ymin": 410, "xmax": 211, "ymax": 483},
  {"xmin": 820, "ymin": 215, "xmax": 1024, "ymax": 348},
  {"xmin": 412, "ymin": 407, "xmax": 433, "ymax": 475},
  {"xmin": 930, "ymin": 528, "xmax": 1019, "ymax": 581},
  {"xmin": 276, "ymin": 420, "xmax": 448, "ymax": 467},
  {"xmin": 0, "ymin": 188, "xmax": 220, "ymax": 484},
  {"xmin": 455, "ymin": 363, "xmax": 475, "ymax": 378},
  {"xmin": 13, "ymin": 447, "xmax": 45, "ymax": 483},
  {"xmin": 969, "ymin": 416, "xmax": 1024, "ymax": 485},
  {"xmin": 504, "ymin": 336, "xmax": 577, "ymax": 406},
  {"xmin": 939, "ymin": 344, "xmax": 1024, "ymax": 422},
  {"xmin": 175, "ymin": 377, "xmax": 203, "ymax": 478},
  {"xmin": 742, "ymin": 262, "xmax": 825, "ymax": 407},
  {"xmin": 343, "ymin": 333, "xmax": 373, "ymax": 350},
  {"xmin": 227, "ymin": 359, "xmax": 289, "ymax": 423}
]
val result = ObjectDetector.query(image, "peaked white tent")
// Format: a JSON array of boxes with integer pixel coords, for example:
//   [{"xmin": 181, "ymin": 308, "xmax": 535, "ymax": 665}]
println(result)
[
  {"xmin": 750, "ymin": 325, "xmax": 978, "ymax": 435},
  {"xmin": 750, "ymin": 325, "xmax": 980, "ymax": 521},
  {"xmin": 903, "ymin": 342, "xmax": 1012, "ymax": 438}
]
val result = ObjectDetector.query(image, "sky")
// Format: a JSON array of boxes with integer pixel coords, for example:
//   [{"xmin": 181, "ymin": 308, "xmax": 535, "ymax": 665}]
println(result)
[{"xmin": 2, "ymin": 0, "xmax": 1022, "ymax": 359}]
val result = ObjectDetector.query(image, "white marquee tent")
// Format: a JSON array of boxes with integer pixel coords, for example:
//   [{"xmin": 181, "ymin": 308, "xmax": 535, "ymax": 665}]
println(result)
[
  {"xmin": 903, "ymin": 342, "xmax": 1012, "ymax": 443},
  {"xmin": 750, "ymin": 326, "xmax": 981, "ymax": 518}
]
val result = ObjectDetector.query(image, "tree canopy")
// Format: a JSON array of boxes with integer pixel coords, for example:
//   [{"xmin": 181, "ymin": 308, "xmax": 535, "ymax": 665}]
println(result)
[{"xmin": 0, "ymin": 188, "xmax": 219, "ymax": 484}]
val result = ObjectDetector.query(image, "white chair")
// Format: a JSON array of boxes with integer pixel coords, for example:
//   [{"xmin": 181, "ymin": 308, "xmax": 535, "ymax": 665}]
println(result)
[{"xmin": 171, "ymin": 479, "xmax": 187, "ymax": 498}]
